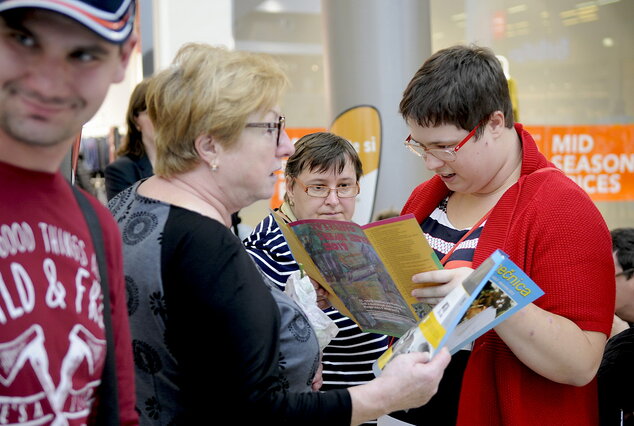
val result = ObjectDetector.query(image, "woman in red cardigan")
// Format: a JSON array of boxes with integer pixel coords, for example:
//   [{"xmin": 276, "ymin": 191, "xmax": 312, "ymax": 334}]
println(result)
[{"xmin": 388, "ymin": 44, "xmax": 615, "ymax": 426}]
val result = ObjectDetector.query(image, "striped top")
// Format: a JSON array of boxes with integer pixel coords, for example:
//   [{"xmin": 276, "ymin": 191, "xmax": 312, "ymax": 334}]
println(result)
[
  {"xmin": 244, "ymin": 213, "xmax": 390, "ymax": 398},
  {"xmin": 421, "ymin": 197, "xmax": 484, "ymax": 269}
]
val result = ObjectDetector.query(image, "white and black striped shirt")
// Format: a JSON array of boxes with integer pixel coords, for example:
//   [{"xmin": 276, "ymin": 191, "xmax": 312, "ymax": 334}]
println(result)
[{"xmin": 244, "ymin": 213, "xmax": 390, "ymax": 396}]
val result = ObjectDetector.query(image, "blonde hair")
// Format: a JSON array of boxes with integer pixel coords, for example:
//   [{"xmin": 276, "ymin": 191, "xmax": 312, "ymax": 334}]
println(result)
[{"xmin": 146, "ymin": 43, "xmax": 289, "ymax": 177}]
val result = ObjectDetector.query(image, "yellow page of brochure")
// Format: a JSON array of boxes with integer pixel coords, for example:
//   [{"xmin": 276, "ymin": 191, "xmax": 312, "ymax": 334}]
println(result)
[{"xmin": 362, "ymin": 214, "xmax": 443, "ymax": 320}]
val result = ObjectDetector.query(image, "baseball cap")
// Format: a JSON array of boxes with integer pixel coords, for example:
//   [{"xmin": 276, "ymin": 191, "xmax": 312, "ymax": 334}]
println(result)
[{"xmin": 0, "ymin": 0, "xmax": 136, "ymax": 43}]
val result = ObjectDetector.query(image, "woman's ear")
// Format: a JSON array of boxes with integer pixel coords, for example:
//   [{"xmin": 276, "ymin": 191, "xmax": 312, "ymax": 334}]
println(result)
[
  {"xmin": 195, "ymin": 134, "xmax": 219, "ymax": 168},
  {"xmin": 285, "ymin": 175, "xmax": 295, "ymax": 204}
]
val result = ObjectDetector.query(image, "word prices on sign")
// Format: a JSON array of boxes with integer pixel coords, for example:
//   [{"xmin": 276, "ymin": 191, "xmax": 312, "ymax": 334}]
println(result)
[{"xmin": 527, "ymin": 125, "xmax": 634, "ymax": 202}]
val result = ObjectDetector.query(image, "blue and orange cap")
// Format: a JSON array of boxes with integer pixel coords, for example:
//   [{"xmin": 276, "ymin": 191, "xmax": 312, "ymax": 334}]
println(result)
[{"xmin": 0, "ymin": 0, "xmax": 136, "ymax": 43}]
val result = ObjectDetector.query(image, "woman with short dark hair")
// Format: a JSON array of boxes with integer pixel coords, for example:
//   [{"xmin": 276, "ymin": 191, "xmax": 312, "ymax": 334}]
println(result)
[{"xmin": 244, "ymin": 132, "xmax": 390, "ymax": 408}]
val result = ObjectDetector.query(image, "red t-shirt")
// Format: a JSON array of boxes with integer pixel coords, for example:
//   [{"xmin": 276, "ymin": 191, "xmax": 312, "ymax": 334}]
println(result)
[{"xmin": 0, "ymin": 161, "xmax": 137, "ymax": 425}]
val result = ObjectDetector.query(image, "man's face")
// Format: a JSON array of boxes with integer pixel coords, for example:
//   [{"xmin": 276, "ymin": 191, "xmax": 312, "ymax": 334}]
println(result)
[
  {"xmin": 0, "ymin": 9, "xmax": 131, "ymax": 149},
  {"xmin": 614, "ymin": 251, "xmax": 634, "ymax": 320}
]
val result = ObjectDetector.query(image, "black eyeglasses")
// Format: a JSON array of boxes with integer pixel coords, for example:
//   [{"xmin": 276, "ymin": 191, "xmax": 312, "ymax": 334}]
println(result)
[
  {"xmin": 245, "ymin": 115, "xmax": 286, "ymax": 146},
  {"xmin": 616, "ymin": 268, "xmax": 634, "ymax": 279}
]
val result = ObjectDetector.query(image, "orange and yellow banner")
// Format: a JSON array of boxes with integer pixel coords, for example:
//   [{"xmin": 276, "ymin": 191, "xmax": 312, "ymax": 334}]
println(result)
[
  {"xmin": 527, "ymin": 124, "xmax": 634, "ymax": 202},
  {"xmin": 330, "ymin": 106, "xmax": 382, "ymax": 225},
  {"xmin": 270, "ymin": 127, "xmax": 326, "ymax": 209}
]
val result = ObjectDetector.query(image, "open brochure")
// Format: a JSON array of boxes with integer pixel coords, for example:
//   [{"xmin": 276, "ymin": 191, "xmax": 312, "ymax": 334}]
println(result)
[
  {"xmin": 373, "ymin": 249, "xmax": 545, "ymax": 374},
  {"xmin": 273, "ymin": 212, "xmax": 443, "ymax": 337}
]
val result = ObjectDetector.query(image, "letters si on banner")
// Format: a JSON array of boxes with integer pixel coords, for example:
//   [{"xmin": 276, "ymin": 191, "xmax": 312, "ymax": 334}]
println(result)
[{"xmin": 527, "ymin": 125, "xmax": 634, "ymax": 202}]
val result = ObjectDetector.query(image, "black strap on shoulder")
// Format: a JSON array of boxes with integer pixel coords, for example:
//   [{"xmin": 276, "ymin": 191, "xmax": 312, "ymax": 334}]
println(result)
[{"xmin": 72, "ymin": 186, "xmax": 120, "ymax": 426}]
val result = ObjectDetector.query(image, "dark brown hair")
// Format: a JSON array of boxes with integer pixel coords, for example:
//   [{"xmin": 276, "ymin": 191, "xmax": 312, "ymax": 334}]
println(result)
[
  {"xmin": 612, "ymin": 228, "xmax": 634, "ymax": 279},
  {"xmin": 117, "ymin": 77, "xmax": 152, "ymax": 158},
  {"xmin": 285, "ymin": 132, "xmax": 362, "ymax": 179},
  {"xmin": 284, "ymin": 132, "xmax": 362, "ymax": 202},
  {"xmin": 400, "ymin": 44, "xmax": 514, "ymax": 137}
]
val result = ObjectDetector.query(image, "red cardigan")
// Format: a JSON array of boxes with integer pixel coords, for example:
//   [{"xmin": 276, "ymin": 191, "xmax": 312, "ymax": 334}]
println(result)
[{"xmin": 402, "ymin": 123, "xmax": 615, "ymax": 426}]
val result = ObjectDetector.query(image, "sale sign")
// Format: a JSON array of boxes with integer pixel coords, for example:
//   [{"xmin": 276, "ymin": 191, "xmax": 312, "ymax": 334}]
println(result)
[{"xmin": 526, "ymin": 125, "xmax": 634, "ymax": 202}]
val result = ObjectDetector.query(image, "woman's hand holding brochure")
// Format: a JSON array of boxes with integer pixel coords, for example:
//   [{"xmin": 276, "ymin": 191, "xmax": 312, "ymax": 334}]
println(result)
[
  {"xmin": 411, "ymin": 267, "xmax": 474, "ymax": 305},
  {"xmin": 374, "ymin": 250, "xmax": 545, "ymax": 375}
]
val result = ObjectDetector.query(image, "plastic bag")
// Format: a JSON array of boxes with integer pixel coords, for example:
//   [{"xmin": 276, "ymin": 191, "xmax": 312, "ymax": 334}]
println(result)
[{"xmin": 285, "ymin": 270, "xmax": 338, "ymax": 350}]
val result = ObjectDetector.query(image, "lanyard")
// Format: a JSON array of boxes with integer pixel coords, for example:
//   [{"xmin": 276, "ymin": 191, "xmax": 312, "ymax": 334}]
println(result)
[{"xmin": 439, "ymin": 208, "xmax": 493, "ymax": 266}]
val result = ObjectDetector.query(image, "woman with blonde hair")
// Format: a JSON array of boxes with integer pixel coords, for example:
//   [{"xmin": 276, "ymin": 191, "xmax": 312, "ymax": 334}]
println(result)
[{"xmin": 109, "ymin": 43, "xmax": 449, "ymax": 425}]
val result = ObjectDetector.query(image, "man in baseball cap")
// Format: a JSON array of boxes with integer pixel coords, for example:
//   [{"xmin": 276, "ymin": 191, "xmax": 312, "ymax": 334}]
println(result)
[
  {"xmin": 0, "ymin": 0, "xmax": 136, "ymax": 43},
  {"xmin": 0, "ymin": 1, "xmax": 138, "ymax": 424}
]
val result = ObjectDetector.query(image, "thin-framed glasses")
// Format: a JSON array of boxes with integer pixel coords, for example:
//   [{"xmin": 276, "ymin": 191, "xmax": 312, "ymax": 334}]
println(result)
[
  {"xmin": 245, "ymin": 115, "xmax": 286, "ymax": 146},
  {"xmin": 294, "ymin": 178, "xmax": 360, "ymax": 198},
  {"xmin": 404, "ymin": 123, "xmax": 481, "ymax": 162},
  {"xmin": 616, "ymin": 268, "xmax": 634, "ymax": 279}
]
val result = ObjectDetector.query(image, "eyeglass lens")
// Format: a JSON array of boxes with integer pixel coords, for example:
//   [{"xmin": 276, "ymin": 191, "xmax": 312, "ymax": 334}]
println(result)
[
  {"xmin": 404, "ymin": 122, "xmax": 480, "ymax": 162},
  {"xmin": 405, "ymin": 139, "xmax": 455, "ymax": 162},
  {"xmin": 307, "ymin": 186, "xmax": 358, "ymax": 198},
  {"xmin": 295, "ymin": 178, "xmax": 359, "ymax": 198}
]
